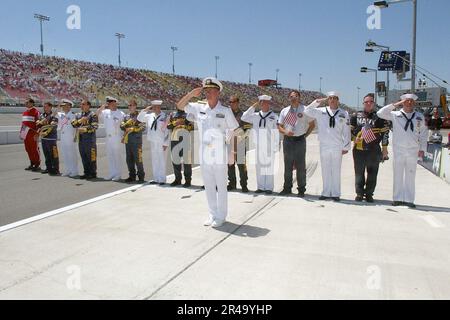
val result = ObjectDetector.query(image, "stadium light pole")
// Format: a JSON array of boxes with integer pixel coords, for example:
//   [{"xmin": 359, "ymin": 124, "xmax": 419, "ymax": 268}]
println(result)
[
  {"xmin": 171, "ymin": 46, "xmax": 178, "ymax": 75},
  {"xmin": 298, "ymin": 73, "xmax": 302, "ymax": 91},
  {"xmin": 275, "ymin": 69, "xmax": 280, "ymax": 85},
  {"xmin": 319, "ymin": 76, "xmax": 323, "ymax": 93},
  {"xmin": 374, "ymin": 0, "xmax": 417, "ymax": 92},
  {"xmin": 365, "ymin": 41, "xmax": 390, "ymax": 104},
  {"xmin": 360, "ymin": 67, "xmax": 378, "ymax": 105},
  {"xmin": 248, "ymin": 62, "xmax": 253, "ymax": 84},
  {"xmin": 34, "ymin": 14, "xmax": 50, "ymax": 56},
  {"xmin": 115, "ymin": 33, "xmax": 125, "ymax": 67},
  {"xmin": 215, "ymin": 56, "xmax": 220, "ymax": 78}
]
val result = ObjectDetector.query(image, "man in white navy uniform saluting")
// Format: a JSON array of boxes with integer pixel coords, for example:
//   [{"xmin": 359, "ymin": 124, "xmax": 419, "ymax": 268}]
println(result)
[
  {"xmin": 57, "ymin": 99, "xmax": 79, "ymax": 178},
  {"xmin": 97, "ymin": 96, "xmax": 125, "ymax": 181},
  {"xmin": 377, "ymin": 93, "xmax": 428, "ymax": 208},
  {"xmin": 176, "ymin": 77, "xmax": 239, "ymax": 228},
  {"xmin": 304, "ymin": 91, "xmax": 351, "ymax": 201},
  {"xmin": 138, "ymin": 99, "xmax": 170, "ymax": 185},
  {"xmin": 241, "ymin": 94, "xmax": 279, "ymax": 194}
]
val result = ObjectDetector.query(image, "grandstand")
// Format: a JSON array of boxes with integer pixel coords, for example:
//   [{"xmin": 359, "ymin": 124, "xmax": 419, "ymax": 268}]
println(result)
[{"xmin": 0, "ymin": 49, "xmax": 329, "ymax": 111}]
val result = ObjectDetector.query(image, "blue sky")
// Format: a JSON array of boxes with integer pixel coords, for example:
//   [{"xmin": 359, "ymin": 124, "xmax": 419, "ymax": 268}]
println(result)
[{"xmin": 1, "ymin": 0, "xmax": 449, "ymax": 107}]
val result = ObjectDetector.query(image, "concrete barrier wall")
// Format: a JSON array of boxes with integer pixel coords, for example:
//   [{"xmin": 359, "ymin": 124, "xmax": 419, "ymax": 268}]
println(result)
[
  {"xmin": 439, "ymin": 147, "xmax": 450, "ymax": 183},
  {"xmin": 0, "ymin": 127, "xmax": 106, "ymax": 145}
]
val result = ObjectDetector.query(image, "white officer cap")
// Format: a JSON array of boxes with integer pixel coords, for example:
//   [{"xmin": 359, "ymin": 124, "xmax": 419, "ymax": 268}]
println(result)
[
  {"xmin": 151, "ymin": 100, "xmax": 163, "ymax": 106},
  {"xmin": 326, "ymin": 91, "xmax": 340, "ymax": 98},
  {"xmin": 400, "ymin": 93, "xmax": 418, "ymax": 101},
  {"xmin": 202, "ymin": 77, "xmax": 223, "ymax": 92},
  {"xmin": 106, "ymin": 96, "xmax": 118, "ymax": 103},
  {"xmin": 258, "ymin": 95, "xmax": 272, "ymax": 101},
  {"xmin": 61, "ymin": 99, "xmax": 74, "ymax": 107}
]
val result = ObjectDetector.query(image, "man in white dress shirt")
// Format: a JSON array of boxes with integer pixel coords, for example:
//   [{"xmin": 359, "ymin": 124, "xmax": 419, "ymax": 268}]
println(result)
[
  {"xmin": 97, "ymin": 96, "xmax": 125, "ymax": 181},
  {"xmin": 137, "ymin": 99, "xmax": 169, "ymax": 185},
  {"xmin": 176, "ymin": 77, "xmax": 239, "ymax": 228},
  {"xmin": 57, "ymin": 99, "xmax": 78, "ymax": 177},
  {"xmin": 278, "ymin": 90, "xmax": 315, "ymax": 197},
  {"xmin": 377, "ymin": 93, "xmax": 428, "ymax": 208},
  {"xmin": 304, "ymin": 91, "xmax": 351, "ymax": 201},
  {"xmin": 241, "ymin": 95, "xmax": 279, "ymax": 194}
]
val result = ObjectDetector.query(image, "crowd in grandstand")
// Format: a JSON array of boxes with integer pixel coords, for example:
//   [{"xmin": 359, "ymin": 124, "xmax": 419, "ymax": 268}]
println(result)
[{"xmin": 0, "ymin": 49, "xmax": 324, "ymax": 111}]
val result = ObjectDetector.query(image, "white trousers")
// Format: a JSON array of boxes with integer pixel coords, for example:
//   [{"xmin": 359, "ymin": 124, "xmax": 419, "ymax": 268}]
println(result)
[
  {"xmin": 150, "ymin": 141, "xmax": 167, "ymax": 183},
  {"xmin": 60, "ymin": 140, "xmax": 78, "ymax": 176},
  {"xmin": 106, "ymin": 136, "xmax": 122, "ymax": 179},
  {"xmin": 255, "ymin": 145, "xmax": 275, "ymax": 191},
  {"xmin": 393, "ymin": 148, "xmax": 418, "ymax": 203},
  {"xmin": 201, "ymin": 163, "xmax": 228, "ymax": 222},
  {"xmin": 320, "ymin": 147, "xmax": 343, "ymax": 197}
]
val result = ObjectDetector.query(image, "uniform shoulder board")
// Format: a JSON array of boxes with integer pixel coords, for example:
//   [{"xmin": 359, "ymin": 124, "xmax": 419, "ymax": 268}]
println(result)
[
  {"xmin": 269, "ymin": 116, "xmax": 276, "ymax": 120},
  {"xmin": 216, "ymin": 113, "xmax": 225, "ymax": 118},
  {"xmin": 200, "ymin": 111, "xmax": 206, "ymax": 115},
  {"xmin": 339, "ymin": 114, "xmax": 346, "ymax": 118},
  {"xmin": 197, "ymin": 100, "xmax": 207, "ymax": 105},
  {"xmin": 416, "ymin": 116, "xmax": 423, "ymax": 121}
]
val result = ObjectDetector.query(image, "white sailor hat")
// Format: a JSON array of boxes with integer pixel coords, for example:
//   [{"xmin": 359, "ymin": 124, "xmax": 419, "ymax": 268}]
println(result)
[
  {"xmin": 151, "ymin": 100, "xmax": 163, "ymax": 106},
  {"xmin": 400, "ymin": 93, "xmax": 418, "ymax": 101},
  {"xmin": 326, "ymin": 91, "xmax": 340, "ymax": 98},
  {"xmin": 106, "ymin": 96, "xmax": 118, "ymax": 103},
  {"xmin": 258, "ymin": 95, "xmax": 272, "ymax": 101},
  {"xmin": 61, "ymin": 99, "xmax": 74, "ymax": 107},
  {"xmin": 202, "ymin": 77, "xmax": 223, "ymax": 92}
]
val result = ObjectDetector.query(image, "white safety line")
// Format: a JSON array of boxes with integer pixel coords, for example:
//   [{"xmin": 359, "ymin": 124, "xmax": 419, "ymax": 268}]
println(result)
[
  {"xmin": 0, "ymin": 167, "xmax": 200, "ymax": 234},
  {"xmin": 419, "ymin": 215, "xmax": 445, "ymax": 228}
]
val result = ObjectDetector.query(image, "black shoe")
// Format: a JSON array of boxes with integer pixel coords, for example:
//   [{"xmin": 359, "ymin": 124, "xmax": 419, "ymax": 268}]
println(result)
[
  {"xmin": 49, "ymin": 171, "xmax": 60, "ymax": 176},
  {"xmin": 201, "ymin": 185, "xmax": 205, "ymax": 190},
  {"xmin": 279, "ymin": 189, "xmax": 292, "ymax": 196},
  {"xmin": 319, "ymin": 196, "xmax": 328, "ymax": 200},
  {"xmin": 298, "ymin": 192, "xmax": 305, "ymax": 198},
  {"xmin": 183, "ymin": 181, "xmax": 191, "ymax": 188},
  {"xmin": 31, "ymin": 166, "xmax": 41, "ymax": 172},
  {"xmin": 392, "ymin": 201, "xmax": 403, "ymax": 206},
  {"xmin": 159, "ymin": 182, "xmax": 165, "ymax": 185},
  {"xmin": 227, "ymin": 185, "xmax": 236, "ymax": 191},
  {"xmin": 241, "ymin": 186, "xmax": 249, "ymax": 193},
  {"xmin": 332, "ymin": 197, "xmax": 340, "ymax": 202},
  {"xmin": 125, "ymin": 177, "xmax": 136, "ymax": 183},
  {"xmin": 149, "ymin": 181, "xmax": 158, "ymax": 185},
  {"xmin": 255, "ymin": 189, "xmax": 264, "ymax": 194},
  {"xmin": 79, "ymin": 175, "xmax": 88, "ymax": 179},
  {"xmin": 25, "ymin": 165, "xmax": 33, "ymax": 171},
  {"xmin": 138, "ymin": 178, "xmax": 145, "ymax": 183},
  {"xmin": 405, "ymin": 202, "xmax": 416, "ymax": 208},
  {"xmin": 355, "ymin": 195, "xmax": 364, "ymax": 202},
  {"xmin": 365, "ymin": 195, "xmax": 374, "ymax": 203},
  {"xmin": 86, "ymin": 175, "xmax": 96, "ymax": 180},
  {"xmin": 170, "ymin": 180, "xmax": 182, "ymax": 186},
  {"xmin": 41, "ymin": 169, "xmax": 49, "ymax": 174},
  {"xmin": 265, "ymin": 190, "xmax": 273, "ymax": 195}
]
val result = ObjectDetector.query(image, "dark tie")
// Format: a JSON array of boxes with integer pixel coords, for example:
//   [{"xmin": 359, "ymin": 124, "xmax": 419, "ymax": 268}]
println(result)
[
  {"xmin": 326, "ymin": 108, "xmax": 340, "ymax": 128},
  {"xmin": 151, "ymin": 115, "xmax": 161, "ymax": 131},
  {"xmin": 259, "ymin": 111, "xmax": 273, "ymax": 128},
  {"xmin": 401, "ymin": 111, "xmax": 415, "ymax": 132}
]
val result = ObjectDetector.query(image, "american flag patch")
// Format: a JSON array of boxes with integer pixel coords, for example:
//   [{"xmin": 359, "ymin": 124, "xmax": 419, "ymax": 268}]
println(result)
[{"xmin": 361, "ymin": 125, "xmax": 376, "ymax": 144}]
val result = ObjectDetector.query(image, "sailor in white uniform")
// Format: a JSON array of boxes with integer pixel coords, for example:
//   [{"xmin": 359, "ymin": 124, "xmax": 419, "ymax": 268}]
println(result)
[
  {"xmin": 241, "ymin": 95, "xmax": 279, "ymax": 193},
  {"xmin": 97, "ymin": 96, "xmax": 125, "ymax": 181},
  {"xmin": 377, "ymin": 93, "xmax": 428, "ymax": 208},
  {"xmin": 304, "ymin": 91, "xmax": 351, "ymax": 201},
  {"xmin": 56, "ymin": 99, "xmax": 78, "ymax": 177},
  {"xmin": 176, "ymin": 77, "xmax": 239, "ymax": 228},
  {"xmin": 137, "ymin": 100, "xmax": 169, "ymax": 185}
]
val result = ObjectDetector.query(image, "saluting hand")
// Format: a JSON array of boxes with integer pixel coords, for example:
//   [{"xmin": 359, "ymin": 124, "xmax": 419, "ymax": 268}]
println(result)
[
  {"xmin": 314, "ymin": 98, "xmax": 327, "ymax": 105},
  {"xmin": 189, "ymin": 87, "xmax": 203, "ymax": 98},
  {"xmin": 393, "ymin": 99, "xmax": 406, "ymax": 108}
]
